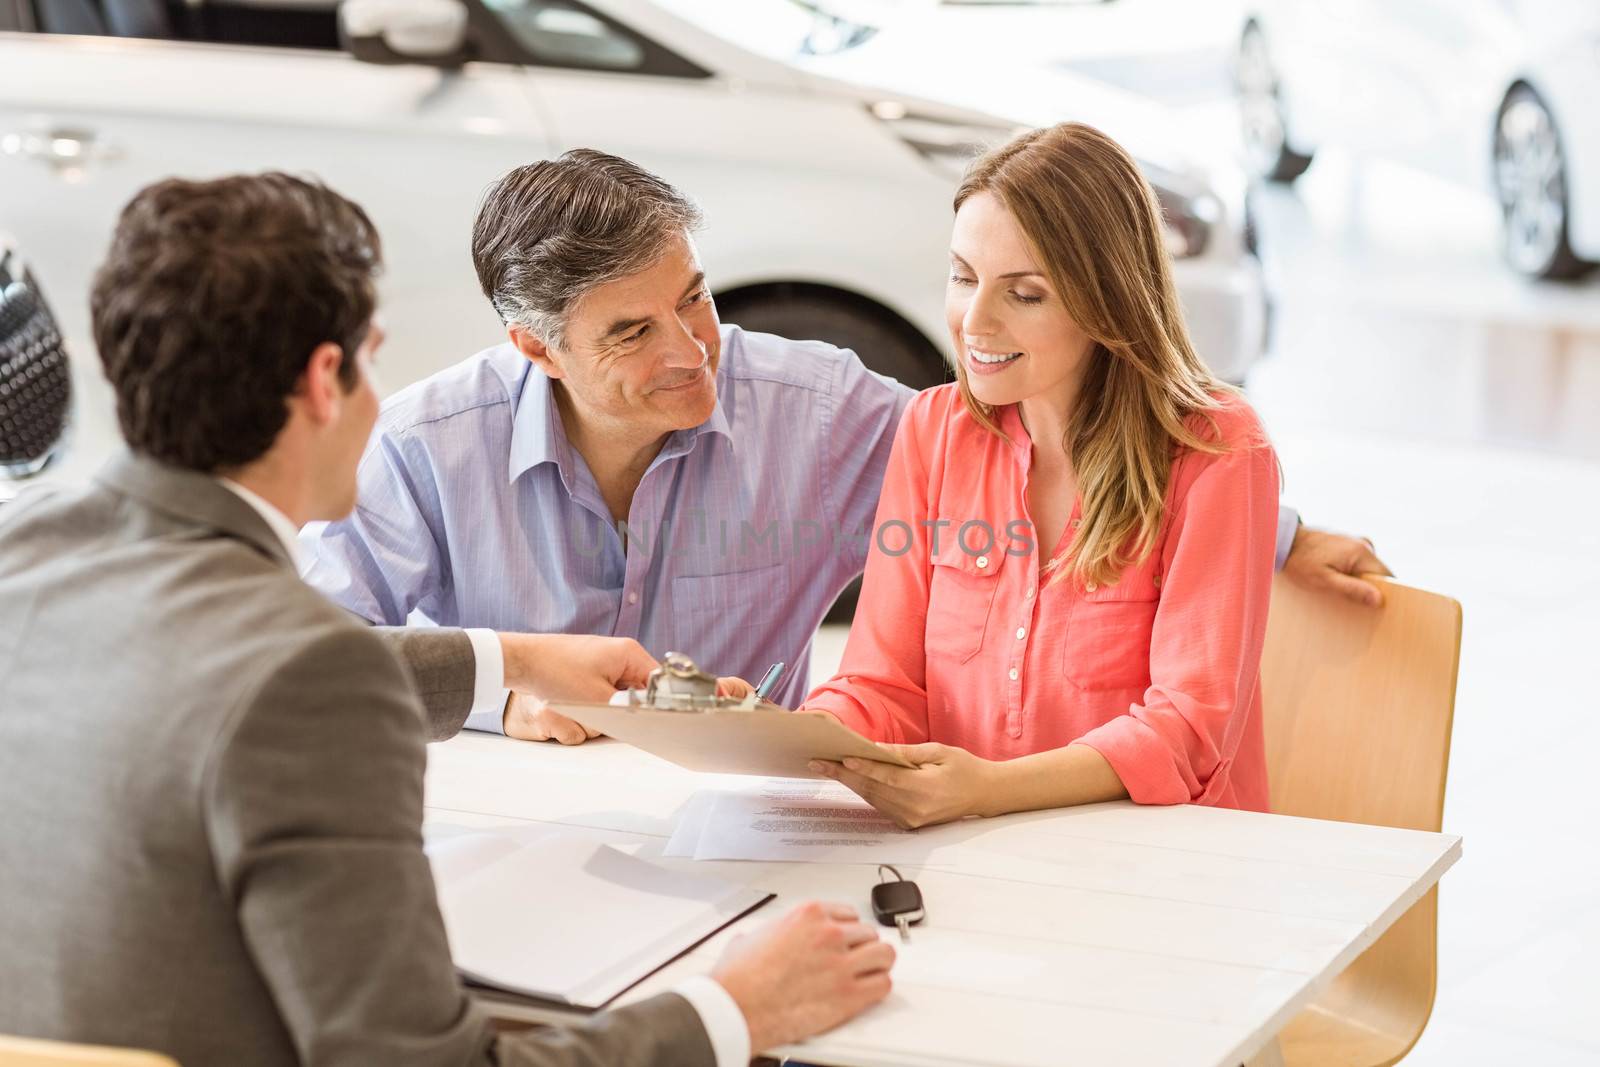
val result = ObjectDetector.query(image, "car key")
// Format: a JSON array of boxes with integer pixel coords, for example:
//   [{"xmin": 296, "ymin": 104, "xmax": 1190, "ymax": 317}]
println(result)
[{"xmin": 871, "ymin": 864, "xmax": 925, "ymax": 943}]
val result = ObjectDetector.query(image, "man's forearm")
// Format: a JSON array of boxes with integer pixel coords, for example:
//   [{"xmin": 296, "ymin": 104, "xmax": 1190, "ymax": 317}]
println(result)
[
  {"xmin": 374, "ymin": 626, "xmax": 478, "ymax": 740},
  {"xmin": 495, "ymin": 991, "xmax": 719, "ymax": 1067}
]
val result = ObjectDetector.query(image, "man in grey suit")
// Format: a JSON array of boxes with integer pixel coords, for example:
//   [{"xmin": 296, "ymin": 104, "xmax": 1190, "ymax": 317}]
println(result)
[{"xmin": 0, "ymin": 174, "xmax": 894, "ymax": 1065}]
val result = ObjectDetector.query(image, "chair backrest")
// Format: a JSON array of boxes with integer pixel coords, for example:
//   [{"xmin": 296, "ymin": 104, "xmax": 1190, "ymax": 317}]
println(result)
[
  {"xmin": 1260, "ymin": 574, "xmax": 1461, "ymax": 832},
  {"xmin": 0, "ymin": 1035, "xmax": 178, "ymax": 1067},
  {"xmin": 1260, "ymin": 574, "xmax": 1462, "ymax": 1066}
]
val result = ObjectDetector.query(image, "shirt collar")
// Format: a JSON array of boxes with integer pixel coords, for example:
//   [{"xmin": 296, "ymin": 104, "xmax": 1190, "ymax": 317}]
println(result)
[
  {"xmin": 218, "ymin": 478, "xmax": 304, "ymax": 572},
  {"xmin": 507, "ymin": 363, "xmax": 567, "ymax": 485},
  {"xmin": 997, "ymin": 402, "xmax": 1034, "ymax": 459},
  {"xmin": 507, "ymin": 363, "xmax": 735, "ymax": 487}
]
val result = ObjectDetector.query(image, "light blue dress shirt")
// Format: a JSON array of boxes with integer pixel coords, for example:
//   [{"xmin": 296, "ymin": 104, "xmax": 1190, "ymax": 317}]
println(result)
[{"xmin": 302, "ymin": 326, "xmax": 913, "ymax": 723}]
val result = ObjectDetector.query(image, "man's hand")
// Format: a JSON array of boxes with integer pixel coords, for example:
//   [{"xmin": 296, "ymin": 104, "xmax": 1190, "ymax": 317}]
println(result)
[
  {"xmin": 712, "ymin": 901, "xmax": 895, "ymax": 1052},
  {"xmin": 1284, "ymin": 524, "xmax": 1394, "ymax": 608},
  {"xmin": 715, "ymin": 676, "xmax": 756, "ymax": 699},
  {"xmin": 497, "ymin": 634, "xmax": 659, "ymax": 744},
  {"xmin": 810, "ymin": 743, "xmax": 998, "ymax": 829},
  {"xmin": 503, "ymin": 695, "xmax": 599, "ymax": 745}
]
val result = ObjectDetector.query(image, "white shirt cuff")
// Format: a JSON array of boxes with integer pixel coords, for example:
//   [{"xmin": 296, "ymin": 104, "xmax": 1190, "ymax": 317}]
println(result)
[
  {"xmin": 672, "ymin": 975, "xmax": 751, "ymax": 1067},
  {"xmin": 462, "ymin": 628, "xmax": 511, "ymax": 735},
  {"xmin": 1274, "ymin": 505, "xmax": 1300, "ymax": 573}
]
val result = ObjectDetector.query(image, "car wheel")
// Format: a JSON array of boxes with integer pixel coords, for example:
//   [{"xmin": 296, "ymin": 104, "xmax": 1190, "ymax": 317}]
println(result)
[
  {"xmin": 1236, "ymin": 23, "xmax": 1314, "ymax": 184},
  {"xmin": 715, "ymin": 290, "xmax": 949, "ymax": 392},
  {"xmin": 1493, "ymin": 85, "xmax": 1593, "ymax": 280}
]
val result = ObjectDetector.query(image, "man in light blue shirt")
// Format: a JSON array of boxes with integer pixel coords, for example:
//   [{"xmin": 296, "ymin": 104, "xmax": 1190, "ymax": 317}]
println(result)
[{"xmin": 302, "ymin": 149, "xmax": 1389, "ymax": 740}]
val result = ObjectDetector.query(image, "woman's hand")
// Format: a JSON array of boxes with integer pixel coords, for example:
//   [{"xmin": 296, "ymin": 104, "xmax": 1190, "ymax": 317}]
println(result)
[{"xmin": 810, "ymin": 743, "xmax": 999, "ymax": 829}]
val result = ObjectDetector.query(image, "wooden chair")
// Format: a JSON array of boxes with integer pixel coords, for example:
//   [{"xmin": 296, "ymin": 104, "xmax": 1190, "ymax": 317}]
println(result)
[
  {"xmin": 0, "ymin": 1036, "xmax": 178, "ymax": 1067},
  {"xmin": 1258, "ymin": 573, "xmax": 1462, "ymax": 1067}
]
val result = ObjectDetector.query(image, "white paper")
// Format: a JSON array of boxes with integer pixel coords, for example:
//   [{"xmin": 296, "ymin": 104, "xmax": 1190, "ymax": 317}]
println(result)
[
  {"xmin": 685, "ymin": 778, "xmax": 945, "ymax": 864},
  {"xmin": 664, "ymin": 790, "xmax": 719, "ymax": 858},
  {"xmin": 426, "ymin": 830, "xmax": 770, "ymax": 1007}
]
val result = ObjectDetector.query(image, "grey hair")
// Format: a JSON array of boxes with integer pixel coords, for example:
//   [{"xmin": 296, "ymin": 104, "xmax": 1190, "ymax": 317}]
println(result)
[{"xmin": 471, "ymin": 149, "xmax": 704, "ymax": 349}]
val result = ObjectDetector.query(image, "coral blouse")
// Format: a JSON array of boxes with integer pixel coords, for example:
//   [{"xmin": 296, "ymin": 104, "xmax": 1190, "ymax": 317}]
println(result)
[{"xmin": 804, "ymin": 385, "xmax": 1278, "ymax": 811}]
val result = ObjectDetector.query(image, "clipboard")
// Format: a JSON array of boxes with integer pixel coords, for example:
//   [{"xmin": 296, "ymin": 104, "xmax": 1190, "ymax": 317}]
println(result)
[{"xmin": 547, "ymin": 700, "xmax": 915, "ymax": 780}]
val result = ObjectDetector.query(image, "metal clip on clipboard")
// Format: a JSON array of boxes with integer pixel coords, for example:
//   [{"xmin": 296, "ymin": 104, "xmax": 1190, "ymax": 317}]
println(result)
[
  {"xmin": 557, "ymin": 653, "xmax": 913, "ymax": 778},
  {"xmin": 632, "ymin": 652, "xmax": 759, "ymax": 712}
]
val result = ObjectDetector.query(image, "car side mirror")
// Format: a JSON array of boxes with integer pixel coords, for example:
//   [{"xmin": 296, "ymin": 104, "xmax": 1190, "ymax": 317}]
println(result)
[{"xmin": 340, "ymin": 0, "xmax": 471, "ymax": 68}]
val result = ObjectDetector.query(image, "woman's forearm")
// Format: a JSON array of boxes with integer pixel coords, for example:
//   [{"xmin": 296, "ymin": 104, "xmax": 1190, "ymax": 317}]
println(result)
[{"xmin": 977, "ymin": 743, "xmax": 1129, "ymax": 818}]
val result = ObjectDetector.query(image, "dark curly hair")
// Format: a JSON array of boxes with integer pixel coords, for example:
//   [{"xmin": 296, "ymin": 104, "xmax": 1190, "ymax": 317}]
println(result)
[{"xmin": 91, "ymin": 173, "xmax": 382, "ymax": 472}]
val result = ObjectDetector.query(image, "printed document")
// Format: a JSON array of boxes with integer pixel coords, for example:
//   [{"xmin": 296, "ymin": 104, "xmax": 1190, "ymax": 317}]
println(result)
[{"xmin": 666, "ymin": 778, "xmax": 949, "ymax": 864}]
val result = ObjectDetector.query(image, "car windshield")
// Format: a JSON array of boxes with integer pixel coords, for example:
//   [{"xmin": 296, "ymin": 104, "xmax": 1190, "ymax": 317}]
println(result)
[{"xmin": 650, "ymin": 0, "xmax": 880, "ymax": 60}]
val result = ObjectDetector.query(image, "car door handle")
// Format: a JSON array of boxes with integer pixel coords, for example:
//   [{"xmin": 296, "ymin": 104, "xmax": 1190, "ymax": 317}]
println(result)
[{"xmin": 1, "ymin": 127, "xmax": 122, "ymax": 173}]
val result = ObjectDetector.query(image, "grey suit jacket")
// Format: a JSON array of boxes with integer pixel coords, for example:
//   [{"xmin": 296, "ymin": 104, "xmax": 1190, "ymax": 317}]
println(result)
[
  {"xmin": 0, "ymin": 453, "xmax": 715, "ymax": 1067},
  {"xmin": 376, "ymin": 623, "xmax": 480, "ymax": 741}
]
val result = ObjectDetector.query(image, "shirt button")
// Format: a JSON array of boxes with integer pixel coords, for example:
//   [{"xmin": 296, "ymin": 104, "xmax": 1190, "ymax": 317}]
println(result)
[
  {"xmin": 1015, "ymin": 626, "xmax": 1027, "ymax": 640},
  {"xmin": 975, "ymin": 555, "xmax": 989, "ymax": 569},
  {"xmin": 627, "ymin": 591, "xmax": 639, "ymax": 605},
  {"xmin": 1153, "ymin": 574, "xmax": 1163, "ymax": 589},
  {"xmin": 1008, "ymin": 667, "xmax": 1019, "ymax": 681},
  {"xmin": 1085, "ymin": 581, "xmax": 1098, "ymax": 593},
  {"xmin": 1025, "ymin": 585, "xmax": 1035, "ymax": 599}
]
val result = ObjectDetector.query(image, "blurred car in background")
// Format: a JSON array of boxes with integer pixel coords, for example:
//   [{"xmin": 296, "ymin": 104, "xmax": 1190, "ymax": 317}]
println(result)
[
  {"xmin": 1, "ymin": 0, "xmax": 1265, "ymax": 487},
  {"xmin": 0, "ymin": 233, "xmax": 73, "ymax": 500},
  {"xmin": 1237, "ymin": 1, "xmax": 1600, "ymax": 280},
  {"xmin": 790, "ymin": 0, "xmax": 1221, "ymax": 70},
  {"xmin": 770, "ymin": 0, "xmax": 1266, "ymax": 379}
]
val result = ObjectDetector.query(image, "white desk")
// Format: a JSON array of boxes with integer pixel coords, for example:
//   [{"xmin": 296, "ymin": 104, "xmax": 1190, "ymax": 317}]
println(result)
[{"xmin": 424, "ymin": 734, "xmax": 1460, "ymax": 1067}]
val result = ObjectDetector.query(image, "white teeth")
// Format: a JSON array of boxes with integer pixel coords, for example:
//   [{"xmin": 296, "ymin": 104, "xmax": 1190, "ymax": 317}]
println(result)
[{"xmin": 969, "ymin": 347, "xmax": 1022, "ymax": 365}]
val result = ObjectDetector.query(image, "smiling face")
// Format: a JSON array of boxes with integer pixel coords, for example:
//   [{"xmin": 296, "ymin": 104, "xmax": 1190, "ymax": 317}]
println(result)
[
  {"xmin": 521, "ymin": 232, "xmax": 722, "ymax": 439},
  {"xmin": 945, "ymin": 191, "xmax": 1095, "ymax": 411}
]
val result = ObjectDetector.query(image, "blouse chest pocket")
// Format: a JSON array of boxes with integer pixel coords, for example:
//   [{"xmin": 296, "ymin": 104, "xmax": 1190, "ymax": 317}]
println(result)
[
  {"xmin": 924, "ymin": 538, "xmax": 1005, "ymax": 664},
  {"xmin": 1062, "ymin": 563, "xmax": 1163, "ymax": 692}
]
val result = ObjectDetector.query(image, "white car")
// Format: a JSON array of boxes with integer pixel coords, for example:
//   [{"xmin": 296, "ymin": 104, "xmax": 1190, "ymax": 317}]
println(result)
[
  {"xmin": 1, "ymin": 0, "xmax": 1264, "ymax": 483},
  {"xmin": 1237, "ymin": 0, "xmax": 1600, "ymax": 280}
]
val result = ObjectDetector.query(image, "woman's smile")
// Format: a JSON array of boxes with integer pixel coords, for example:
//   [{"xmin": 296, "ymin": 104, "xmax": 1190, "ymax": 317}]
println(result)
[{"xmin": 965, "ymin": 343, "xmax": 1025, "ymax": 375}]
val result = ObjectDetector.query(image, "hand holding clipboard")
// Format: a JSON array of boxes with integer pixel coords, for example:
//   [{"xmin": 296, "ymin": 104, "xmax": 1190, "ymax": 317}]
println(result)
[{"xmin": 550, "ymin": 653, "xmax": 913, "ymax": 780}]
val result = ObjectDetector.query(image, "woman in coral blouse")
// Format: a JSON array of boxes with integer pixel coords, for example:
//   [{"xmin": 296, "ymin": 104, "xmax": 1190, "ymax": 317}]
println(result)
[{"xmin": 799, "ymin": 123, "xmax": 1280, "ymax": 828}]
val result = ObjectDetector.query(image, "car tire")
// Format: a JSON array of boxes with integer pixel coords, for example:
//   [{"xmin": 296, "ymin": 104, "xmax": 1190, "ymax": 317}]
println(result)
[
  {"xmin": 1236, "ymin": 23, "xmax": 1314, "ymax": 184},
  {"xmin": 715, "ymin": 290, "xmax": 949, "ymax": 392},
  {"xmin": 1493, "ymin": 84, "xmax": 1593, "ymax": 281}
]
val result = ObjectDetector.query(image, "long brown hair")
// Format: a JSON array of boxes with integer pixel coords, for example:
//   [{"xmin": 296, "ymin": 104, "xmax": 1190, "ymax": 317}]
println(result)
[{"xmin": 953, "ymin": 122, "xmax": 1237, "ymax": 588}]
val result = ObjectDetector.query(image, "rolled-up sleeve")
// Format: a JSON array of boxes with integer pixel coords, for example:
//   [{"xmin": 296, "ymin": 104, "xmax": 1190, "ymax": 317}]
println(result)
[{"xmin": 1075, "ymin": 422, "xmax": 1279, "ymax": 806}]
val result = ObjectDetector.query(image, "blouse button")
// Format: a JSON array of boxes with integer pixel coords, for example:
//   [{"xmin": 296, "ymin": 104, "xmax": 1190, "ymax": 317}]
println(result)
[
  {"xmin": 1153, "ymin": 574, "xmax": 1163, "ymax": 589},
  {"xmin": 627, "ymin": 591, "xmax": 639, "ymax": 605},
  {"xmin": 975, "ymin": 555, "xmax": 990, "ymax": 569},
  {"xmin": 1085, "ymin": 581, "xmax": 1098, "ymax": 593},
  {"xmin": 1008, "ymin": 667, "xmax": 1019, "ymax": 681},
  {"xmin": 1015, "ymin": 626, "xmax": 1026, "ymax": 640}
]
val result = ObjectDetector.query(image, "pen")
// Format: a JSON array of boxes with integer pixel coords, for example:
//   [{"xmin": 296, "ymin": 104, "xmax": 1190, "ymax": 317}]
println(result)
[{"xmin": 754, "ymin": 661, "xmax": 785, "ymax": 700}]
